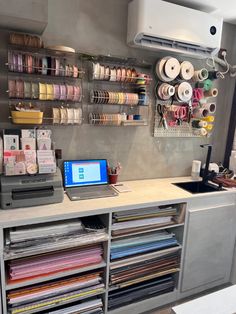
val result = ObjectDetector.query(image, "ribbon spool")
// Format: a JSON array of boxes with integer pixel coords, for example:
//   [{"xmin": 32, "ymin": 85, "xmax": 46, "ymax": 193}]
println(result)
[
  {"xmin": 193, "ymin": 108, "xmax": 209, "ymax": 118},
  {"xmin": 202, "ymin": 103, "xmax": 216, "ymax": 114},
  {"xmin": 204, "ymin": 88, "xmax": 218, "ymax": 98},
  {"xmin": 192, "ymin": 120, "xmax": 208, "ymax": 128},
  {"xmin": 179, "ymin": 61, "xmax": 194, "ymax": 80},
  {"xmin": 156, "ymin": 83, "xmax": 175, "ymax": 100},
  {"xmin": 193, "ymin": 68, "xmax": 209, "ymax": 82},
  {"xmin": 175, "ymin": 82, "xmax": 193, "ymax": 102},
  {"xmin": 155, "ymin": 57, "xmax": 180, "ymax": 82},
  {"xmin": 193, "ymin": 128, "xmax": 208, "ymax": 136},
  {"xmin": 203, "ymin": 79, "xmax": 213, "ymax": 91},
  {"xmin": 205, "ymin": 124, "xmax": 213, "ymax": 131},
  {"xmin": 202, "ymin": 115, "xmax": 215, "ymax": 123}
]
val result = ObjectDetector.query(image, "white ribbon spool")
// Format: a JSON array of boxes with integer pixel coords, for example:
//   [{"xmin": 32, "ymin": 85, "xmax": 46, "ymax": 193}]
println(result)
[
  {"xmin": 164, "ymin": 57, "xmax": 181, "ymax": 80},
  {"xmin": 175, "ymin": 82, "xmax": 193, "ymax": 102},
  {"xmin": 155, "ymin": 57, "xmax": 173, "ymax": 82},
  {"xmin": 180, "ymin": 61, "xmax": 194, "ymax": 80},
  {"xmin": 157, "ymin": 83, "xmax": 175, "ymax": 100}
]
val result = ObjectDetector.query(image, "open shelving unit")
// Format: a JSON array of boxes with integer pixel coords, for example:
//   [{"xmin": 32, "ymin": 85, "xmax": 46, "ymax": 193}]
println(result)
[{"xmin": 0, "ymin": 202, "xmax": 186, "ymax": 314}]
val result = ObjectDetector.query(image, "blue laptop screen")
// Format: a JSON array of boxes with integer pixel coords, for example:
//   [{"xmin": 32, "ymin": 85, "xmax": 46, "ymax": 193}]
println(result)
[{"xmin": 64, "ymin": 160, "xmax": 108, "ymax": 187}]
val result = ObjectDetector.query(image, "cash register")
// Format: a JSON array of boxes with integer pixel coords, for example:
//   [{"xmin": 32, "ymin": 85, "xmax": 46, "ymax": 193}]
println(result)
[{"xmin": 0, "ymin": 167, "xmax": 64, "ymax": 209}]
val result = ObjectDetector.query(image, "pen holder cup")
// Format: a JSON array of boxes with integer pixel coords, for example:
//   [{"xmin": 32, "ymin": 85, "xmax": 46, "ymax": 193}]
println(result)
[{"xmin": 109, "ymin": 174, "xmax": 118, "ymax": 184}]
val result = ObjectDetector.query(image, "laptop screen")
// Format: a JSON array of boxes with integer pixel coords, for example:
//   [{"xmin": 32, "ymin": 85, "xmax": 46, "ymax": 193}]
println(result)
[{"xmin": 63, "ymin": 159, "xmax": 108, "ymax": 188}]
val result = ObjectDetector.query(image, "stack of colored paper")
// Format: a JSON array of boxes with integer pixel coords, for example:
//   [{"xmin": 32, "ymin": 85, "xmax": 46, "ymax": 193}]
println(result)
[
  {"xmin": 108, "ymin": 275, "xmax": 175, "ymax": 310},
  {"xmin": 112, "ymin": 207, "xmax": 177, "ymax": 237},
  {"xmin": 8, "ymin": 271, "xmax": 104, "ymax": 314},
  {"xmin": 110, "ymin": 249, "xmax": 180, "ymax": 287},
  {"xmin": 110, "ymin": 231, "xmax": 178, "ymax": 260},
  {"xmin": 8, "ymin": 245, "xmax": 103, "ymax": 283}
]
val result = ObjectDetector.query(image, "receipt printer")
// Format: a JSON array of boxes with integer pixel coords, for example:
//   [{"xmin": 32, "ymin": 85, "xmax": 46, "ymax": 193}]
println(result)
[{"xmin": 0, "ymin": 168, "xmax": 64, "ymax": 209}]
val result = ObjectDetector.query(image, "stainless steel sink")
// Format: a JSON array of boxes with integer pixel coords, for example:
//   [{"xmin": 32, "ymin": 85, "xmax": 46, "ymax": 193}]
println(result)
[{"xmin": 173, "ymin": 181, "xmax": 225, "ymax": 194}]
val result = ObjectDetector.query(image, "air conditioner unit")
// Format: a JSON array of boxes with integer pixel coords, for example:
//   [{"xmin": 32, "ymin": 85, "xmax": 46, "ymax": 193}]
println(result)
[{"xmin": 127, "ymin": 0, "xmax": 223, "ymax": 58}]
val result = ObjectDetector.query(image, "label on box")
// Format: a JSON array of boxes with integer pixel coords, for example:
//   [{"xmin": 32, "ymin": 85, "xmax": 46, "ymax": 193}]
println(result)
[
  {"xmin": 21, "ymin": 129, "xmax": 36, "ymax": 138},
  {"xmin": 37, "ymin": 129, "xmax": 52, "ymax": 139},
  {"xmin": 21, "ymin": 138, "xmax": 36, "ymax": 150},
  {"xmin": 4, "ymin": 135, "xmax": 19, "ymax": 150},
  {"xmin": 37, "ymin": 138, "xmax": 51, "ymax": 150}
]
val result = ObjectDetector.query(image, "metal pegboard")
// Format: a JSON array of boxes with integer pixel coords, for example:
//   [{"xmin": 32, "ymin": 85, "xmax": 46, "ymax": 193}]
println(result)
[{"xmin": 153, "ymin": 102, "xmax": 201, "ymax": 138}]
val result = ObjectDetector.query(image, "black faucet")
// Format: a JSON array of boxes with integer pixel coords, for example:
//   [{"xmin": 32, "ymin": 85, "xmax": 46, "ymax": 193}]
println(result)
[{"xmin": 200, "ymin": 144, "xmax": 213, "ymax": 184}]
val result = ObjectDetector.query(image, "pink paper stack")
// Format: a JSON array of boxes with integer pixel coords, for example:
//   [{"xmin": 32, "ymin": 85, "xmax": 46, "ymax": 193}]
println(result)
[{"xmin": 8, "ymin": 245, "xmax": 103, "ymax": 283}]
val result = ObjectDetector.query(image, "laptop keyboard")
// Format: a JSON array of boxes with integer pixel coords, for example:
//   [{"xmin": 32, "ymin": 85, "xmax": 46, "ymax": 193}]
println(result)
[{"xmin": 68, "ymin": 185, "xmax": 118, "ymax": 200}]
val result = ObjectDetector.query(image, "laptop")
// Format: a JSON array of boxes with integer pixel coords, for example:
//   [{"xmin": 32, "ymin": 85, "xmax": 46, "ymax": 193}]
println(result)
[{"xmin": 63, "ymin": 159, "xmax": 118, "ymax": 201}]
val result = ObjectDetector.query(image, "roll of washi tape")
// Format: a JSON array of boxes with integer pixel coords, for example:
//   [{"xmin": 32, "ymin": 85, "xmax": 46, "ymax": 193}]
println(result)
[
  {"xmin": 175, "ymin": 82, "xmax": 193, "ymax": 102},
  {"xmin": 202, "ymin": 115, "xmax": 215, "ymax": 123},
  {"xmin": 204, "ymin": 88, "xmax": 218, "ymax": 98},
  {"xmin": 180, "ymin": 61, "xmax": 194, "ymax": 80},
  {"xmin": 164, "ymin": 57, "xmax": 180, "ymax": 80},
  {"xmin": 193, "ymin": 108, "xmax": 209, "ymax": 118},
  {"xmin": 193, "ymin": 68, "xmax": 208, "ymax": 82},
  {"xmin": 203, "ymin": 79, "xmax": 213, "ymax": 91},
  {"xmin": 202, "ymin": 102, "xmax": 216, "ymax": 114},
  {"xmin": 192, "ymin": 120, "xmax": 207, "ymax": 128}
]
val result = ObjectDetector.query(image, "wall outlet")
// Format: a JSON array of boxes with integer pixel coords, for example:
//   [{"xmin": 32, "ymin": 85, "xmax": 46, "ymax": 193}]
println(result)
[{"xmin": 218, "ymin": 48, "xmax": 227, "ymax": 59}]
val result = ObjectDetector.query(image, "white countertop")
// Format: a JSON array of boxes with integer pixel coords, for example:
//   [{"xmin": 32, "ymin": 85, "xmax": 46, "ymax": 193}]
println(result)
[
  {"xmin": 0, "ymin": 177, "xmax": 235, "ymax": 227},
  {"xmin": 172, "ymin": 285, "xmax": 236, "ymax": 314}
]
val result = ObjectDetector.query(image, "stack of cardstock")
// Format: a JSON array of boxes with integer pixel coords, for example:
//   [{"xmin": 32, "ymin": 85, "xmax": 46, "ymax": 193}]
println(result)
[
  {"xmin": 110, "ymin": 231, "xmax": 178, "ymax": 260},
  {"xmin": 5, "ymin": 219, "xmax": 108, "ymax": 259},
  {"xmin": 7, "ymin": 273, "xmax": 104, "ymax": 314},
  {"xmin": 8, "ymin": 244, "xmax": 103, "ymax": 283},
  {"xmin": 108, "ymin": 275, "xmax": 175, "ymax": 310},
  {"xmin": 112, "ymin": 207, "xmax": 178, "ymax": 237},
  {"xmin": 110, "ymin": 250, "xmax": 180, "ymax": 287},
  {"xmin": 48, "ymin": 298, "xmax": 104, "ymax": 314}
]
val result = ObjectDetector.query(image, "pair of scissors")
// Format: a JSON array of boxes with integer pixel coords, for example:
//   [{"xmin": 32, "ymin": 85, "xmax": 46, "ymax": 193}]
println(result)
[
  {"xmin": 173, "ymin": 106, "xmax": 187, "ymax": 125},
  {"xmin": 157, "ymin": 104, "xmax": 168, "ymax": 129}
]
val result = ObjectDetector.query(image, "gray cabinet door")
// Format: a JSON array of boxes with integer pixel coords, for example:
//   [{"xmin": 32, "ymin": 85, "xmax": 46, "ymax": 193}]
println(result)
[{"xmin": 181, "ymin": 204, "xmax": 236, "ymax": 292}]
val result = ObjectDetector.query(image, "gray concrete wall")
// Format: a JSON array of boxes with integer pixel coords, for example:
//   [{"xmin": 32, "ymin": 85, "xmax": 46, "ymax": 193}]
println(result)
[{"xmin": 1, "ymin": 0, "xmax": 236, "ymax": 180}]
